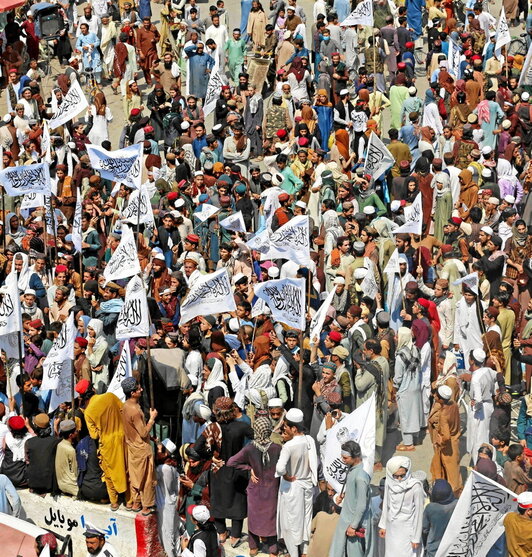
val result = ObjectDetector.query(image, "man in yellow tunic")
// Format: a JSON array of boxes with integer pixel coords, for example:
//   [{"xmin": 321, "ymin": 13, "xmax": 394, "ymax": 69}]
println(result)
[
  {"xmin": 85, "ymin": 392, "xmax": 127, "ymax": 511},
  {"xmin": 120, "ymin": 377, "xmax": 158, "ymax": 514}
]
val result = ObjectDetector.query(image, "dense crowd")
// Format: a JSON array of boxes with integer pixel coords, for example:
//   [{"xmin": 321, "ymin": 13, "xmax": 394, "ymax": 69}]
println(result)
[{"xmin": 0, "ymin": 0, "xmax": 532, "ymax": 556}]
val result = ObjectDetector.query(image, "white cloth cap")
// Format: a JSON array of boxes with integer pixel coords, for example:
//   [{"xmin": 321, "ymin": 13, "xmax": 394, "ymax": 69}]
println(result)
[
  {"xmin": 390, "ymin": 200, "xmax": 401, "ymax": 212},
  {"xmin": 333, "ymin": 276, "xmax": 346, "ymax": 285},
  {"xmin": 192, "ymin": 505, "xmax": 210, "ymax": 523},
  {"xmin": 161, "ymin": 438, "xmax": 177, "ymax": 455},
  {"xmin": 353, "ymin": 267, "xmax": 368, "ymax": 280},
  {"xmin": 481, "ymin": 146, "xmax": 492, "ymax": 155},
  {"xmin": 181, "ymin": 121, "xmax": 190, "ymax": 130},
  {"xmin": 24, "ymin": 289, "xmax": 36, "ymax": 296},
  {"xmin": 285, "ymin": 408, "xmax": 304, "ymax": 423},
  {"xmin": 502, "ymin": 119, "xmax": 512, "ymax": 130},
  {"xmin": 437, "ymin": 385, "xmax": 453, "ymax": 400},
  {"xmin": 487, "ymin": 197, "xmax": 499, "ymax": 205},
  {"xmin": 472, "ymin": 348, "xmax": 486, "ymax": 363},
  {"xmin": 517, "ymin": 491, "xmax": 532, "ymax": 508},
  {"xmin": 3, "ymin": 114, "xmax": 11, "ymax": 123},
  {"xmin": 504, "ymin": 195, "xmax": 516, "ymax": 204},
  {"xmin": 522, "ymin": 92, "xmax": 530, "ymax": 101},
  {"xmin": 268, "ymin": 267, "xmax": 280, "ymax": 278},
  {"xmin": 408, "ymin": 86, "xmax": 417, "ymax": 95},
  {"xmin": 268, "ymin": 397, "xmax": 283, "ymax": 408},
  {"xmin": 175, "ymin": 198, "xmax": 185, "ymax": 208},
  {"xmin": 295, "ymin": 200, "xmax": 307, "ymax": 209},
  {"xmin": 197, "ymin": 404, "xmax": 212, "ymax": 420},
  {"xmin": 154, "ymin": 253, "xmax": 166, "ymax": 261},
  {"xmin": 228, "ymin": 317, "xmax": 239, "ymax": 332},
  {"xmin": 272, "ymin": 173, "xmax": 284, "ymax": 186},
  {"xmin": 480, "ymin": 226, "xmax": 493, "ymax": 236},
  {"xmin": 481, "ymin": 168, "xmax": 492, "ymax": 178},
  {"xmin": 194, "ymin": 171, "xmax": 203, "ymax": 176},
  {"xmin": 363, "ymin": 205, "xmax": 376, "ymax": 215},
  {"xmin": 232, "ymin": 272, "xmax": 245, "ymax": 284},
  {"xmin": 340, "ymin": 88, "xmax": 349, "ymax": 96}
]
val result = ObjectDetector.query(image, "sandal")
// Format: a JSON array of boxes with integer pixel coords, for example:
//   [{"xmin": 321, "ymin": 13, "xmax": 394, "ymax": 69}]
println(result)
[
  {"xmin": 230, "ymin": 538, "xmax": 243, "ymax": 548},
  {"xmin": 397, "ymin": 444, "xmax": 415, "ymax": 451},
  {"xmin": 110, "ymin": 503, "xmax": 120, "ymax": 512},
  {"xmin": 141, "ymin": 508, "xmax": 156, "ymax": 516}
]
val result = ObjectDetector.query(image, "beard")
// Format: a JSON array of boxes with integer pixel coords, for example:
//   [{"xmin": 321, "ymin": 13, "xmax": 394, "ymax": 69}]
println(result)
[{"xmin": 164, "ymin": 61, "xmax": 172, "ymax": 69}]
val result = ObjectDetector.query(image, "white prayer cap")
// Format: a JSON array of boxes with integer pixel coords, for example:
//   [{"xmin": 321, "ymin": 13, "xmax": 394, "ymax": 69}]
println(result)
[
  {"xmin": 128, "ymin": 79, "xmax": 136, "ymax": 86},
  {"xmin": 363, "ymin": 205, "xmax": 376, "ymax": 215},
  {"xmin": 68, "ymin": 141, "xmax": 76, "ymax": 149},
  {"xmin": 353, "ymin": 267, "xmax": 368, "ymax": 280},
  {"xmin": 194, "ymin": 170, "xmax": 203, "ymax": 176},
  {"xmin": 191, "ymin": 505, "xmax": 210, "ymax": 523},
  {"xmin": 272, "ymin": 173, "xmax": 283, "ymax": 186},
  {"xmin": 340, "ymin": 88, "xmax": 349, "ymax": 96},
  {"xmin": 233, "ymin": 272, "xmax": 246, "ymax": 285},
  {"xmin": 170, "ymin": 210, "xmax": 181, "ymax": 219},
  {"xmin": 504, "ymin": 195, "xmax": 516, "ymax": 204},
  {"xmin": 228, "ymin": 317, "xmax": 239, "ymax": 332},
  {"xmin": 408, "ymin": 86, "xmax": 417, "ymax": 95},
  {"xmin": 472, "ymin": 348, "xmax": 486, "ymax": 364},
  {"xmin": 480, "ymin": 226, "xmax": 494, "ymax": 236},
  {"xmin": 161, "ymin": 438, "xmax": 177, "ymax": 455},
  {"xmin": 487, "ymin": 197, "xmax": 499, "ymax": 205},
  {"xmin": 268, "ymin": 267, "xmax": 280, "ymax": 278},
  {"xmin": 522, "ymin": 92, "xmax": 530, "ymax": 101},
  {"xmin": 437, "ymin": 385, "xmax": 453, "ymax": 400},
  {"xmin": 390, "ymin": 200, "xmax": 401, "ymax": 212},
  {"xmin": 481, "ymin": 168, "xmax": 492, "ymax": 178},
  {"xmin": 154, "ymin": 253, "xmax": 166, "ymax": 261},
  {"xmin": 181, "ymin": 121, "xmax": 191, "ymax": 130},
  {"xmin": 295, "ymin": 200, "xmax": 307, "ymax": 209},
  {"xmin": 3, "ymin": 114, "xmax": 11, "ymax": 123},
  {"xmin": 333, "ymin": 276, "xmax": 345, "ymax": 285},
  {"xmin": 27, "ymin": 10, "xmax": 32, "ymax": 16},
  {"xmin": 69, "ymin": 55, "xmax": 79, "ymax": 63},
  {"xmin": 24, "ymin": 289, "xmax": 36, "ymax": 296},
  {"xmin": 268, "ymin": 397, "xmax": 283, "ymax": 408},
  {"xmin": 197, "ymin": 404, "xmax": 212, "ymax": 420},
  {"xmin": 212, "ymin": 124, "xmax": 223, "ymax": 132},
  {"xmin": 481, "ymin": 146, "xmax": 492, "ymax": 155},
  {"xmin": 285, "ymin": 408, "xmax": 304, "ymax": 423},
  {"xmin": 175, "ymin": 198, "xmax": 185, "ymax": 208},
  {"xmin": 502, "ymin": 119, "xmax": 512, "ymax": 130},
  {"xmin": 517, "ymin": 491, "xmax": 532, "ymax": 509},
  {"xmin": 283, "ymin": 30, "xmax": 291, "ymax": 39}
]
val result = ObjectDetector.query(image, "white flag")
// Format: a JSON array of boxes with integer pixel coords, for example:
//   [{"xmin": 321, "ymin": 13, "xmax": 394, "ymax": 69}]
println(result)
[
  {"xmin": 41, "ymin": 313, "xmax": 76, "ymax": 391},
  {"xmin": 48, "ymin": 360, "xmax": 77, "ymax": 412},
  {"xmin": 448, "ymin": 38, "xmax": 461, "ymax": 79},
  {"xmin": 203, "ymin": 68, "xmax": 226, "ymax": 116},
  {"xmin": 41, "ymin": 120, "xmax": 52, "ymax": 164},
  {"xmin": 180, "ymin": 268, "xmax": 237, "ymax": 324},
  {"xmin": 195, "ymin": 203, "xmax": 220, "ymax": 223},
  {"xmin": 309, "ymin": 289, "xmax": 336, "ymax": 346},
  {"xmin": 251, "ymin": 297, "xmax": 269, "ymax": 318},
  {"xmin": 495, "ymin": 7, "xmax": 511, "ymax": 52},
  {"xmin": 519, "ymin": 41, "xmax": 532, "ymax": 86},
  {"xmin": 435, "ymin": 471, "xmax": 517, "ymax": 557},
  {"xmin": 0, "ymin": 272, "xmax": 22, "ymax": 336},
  {"xmin": 116, "ymin": 275, "xmax": 150, "ymax": 340},
  {"xmin": 72, "ymin": 193, "xmax": 83, "ymax": 253},
  {"xmin": 254, "ymin": 277, "xmax": 306, "ymax": 330},
  {"xmin": 383, "ymin": 248, "xmax": 401, "ymax": 274},
  {"xmin": 107, "ymin": 342, "xmax": 132, "ymax": 401},
  {"xmin": 86, "ymin": 143, "xmax": 143, "ymax": 190},
  {"xmin": 263, "ymin": 215, "xmax": 310, "ymax": 265},
  {"xmin": 393, "ymin": 193, "xmax": 423, "ymax": 235},
  {"xmin": 103, "ymin": 225, "xmax": 141, "ymax": 283},
  {"xmin": 20, "ymin": 192, "xmax": 46, "ymax": 210},
  {"xmin": 340, "ymin": 0, "xmax": 373, "ymax": 27},
  {"xmin": 45, "ymin": 197, "xmax": 57, "ymax": 235},
  {"xmin": 452, "ymin": 271, "xmax": 479, "ymax": 295},
  {"xmin": 219, "ymin": 211, "xmax": 246, "ymax": 233},
  {"xmin": 323, "ymin": 395, "xmax": 376, "ymax": 492},
  {"xmin": 39, "ymin": 544, "xmax": 51, "ymax": 557},
  {"xmin": 0, "ymin": 163, "xmax": 51, "ymax": 196},
  {"xmin": 121, "ymin": 184, "xmax": 155, "ymax": 227},
  {"xmin": 361, "ymin": 266, "xmax": 379, "ymax": 298},
  {"xmin": 48, "ymin": 79, "xmax": 89, "ymax": 129},
  {"xmin": 363, "ymin": 132, "xmax": 395, "ymax": 181},
  {"xmin": 246, "ymin": 228, "xmax": 271, "ymax": 254}
]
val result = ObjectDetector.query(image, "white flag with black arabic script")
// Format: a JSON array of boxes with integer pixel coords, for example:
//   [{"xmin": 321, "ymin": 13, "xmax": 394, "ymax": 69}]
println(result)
[
  {"xmin": 121, "ymin": 184, "xmax": 155, "ymax": 227},
  {"xmin": 393, "ymin": 193, "xmax": 423, "ymax": 235},
  {"xmin": 103, "ymin": 225, "xmax": 141, "ymax": 284},
  {"xmin": 361, "ymin": 266, "xmax": 379, "ymax": 298},
  {"xmin": 448, "ymin": 38, "xmax": 461, "ymax": 79},
  {"xmin": 323, "ymin": 395, "xmax": 376, "ymax": 492},
  {"xmin": 72, "ymin": 193, "xmax": 83, "ymax": 253},
  {"xmin": 41, "ymin": 120, "xmax": 52, "ymax": 164},
  {"xmin": 106, "ymin": 341, "xmax": 132, "ymax": 401},
  {"xmin": 495, "ymin": 7, "xmax": 511, "ymax": 52},
  {"xmin": 41, "ymin": 313, "xmax": 76, "ymax": 391},
  {"xmin": 86, "ymin": 143, "xmax": 142, "ymax": 190},
  {"xmin": 219, "ymin": 210, "xmax": 246, "ymax": 233},
  {"xmin": 309, "ymin": 288, "xmax": 335, "ymax": 346},
  {"xmin": 48, "ymin": 360, "xmax": 78, "ymax": 412},
  {"xmin": 179, "ymin": 268, "xmax": 236, "ymax": 324},
  {"xmin": 263, "ymin": 215, "xmax": 310, "ymax": 265},
  {"xmin": 48, "ymin": 79, "xmax": 89, "ymax": 129},
  {"xmin": 340, "ymin": 0, "xmax": 373, "ymax": 27},
  {"xmin": 195, "ymin": 203, "xmax": 220, "ymax": 223},
  {"xmin": 452, "ymin": 271, "xmax": 479, "ymax": 295},
  {"xmin": 383, "ymin": 248, "xmax": 401, "ymax": 274},
  {"xmin": 203, "ymin": 67, "xmax": 226, "ymax": 116},
  {"xmin": 254, "ymin": 277, "xmax": 306, "ymax": 330},
  {"xmin": 116, "ymin": 275, "xmax": 150, "ymax": 340},
  {"xmin": 0, "ymin": 272, "xmax": 22, "ymax": 336},
  {"xmin": 435, "ymin": 471, "xmax": 517, "ymax": 557},
  {"xmin": 246, "ymin": 228, "xmax": 271, "ymax": 254},
  {"xmin": 363, "ymin": 132, "xmax": 395, "ymax": 181},
  {"xmin": 0, "ymin": 163, "xmax": 51, "ymax": 196}
]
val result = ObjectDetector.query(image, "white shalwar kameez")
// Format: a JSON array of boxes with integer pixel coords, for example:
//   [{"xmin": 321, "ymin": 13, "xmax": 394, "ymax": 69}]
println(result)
[
  {"xmin": 467, "ymin": 365, "xmax": 497, "ymax": 462},
  {"xmin": 275, "ymin": 434, "xmax": 318, "ymax": 557},
  {"xmin": 453, "ymin": 298, "xmax": 487, "ymax": 365},
  {"xmin": 156, "ymin": 462, "xmax": 182, "ymax": 557}
]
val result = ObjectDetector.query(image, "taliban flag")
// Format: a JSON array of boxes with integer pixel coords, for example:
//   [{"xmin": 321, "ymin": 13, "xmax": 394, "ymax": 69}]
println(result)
[
  {"xmin": 219, "ymin": 210, "xmax": 247, "ymax": 233},
  {"xmin": 309, "ymin": 289, "xmax": 336, "ymax": 345},
  {"xmin": 340, "ymin": 0, "xmax": 373, "ymax": 27},
  {"xmin": 107, "ymin": 342, "xmax": 132, "ymax": 402},
  {"xmin": 263, "ymin": 215, "xmax": 310, "ymax": 265},
  {"xmin": 115, "ymin": 275, "xmax": 150, "ymax": 340},
  {"xmin": 254, "ymin": 277, "xmax": 306, "ymax": 330},
  {"xmin": 103, "ymin": 225, "xmax": 142, "ymax": 284},
  {"xmin": 393, "ymin": 193, "xmax": 423, "ymax": 236},
  {"xmin": 452, "ymin": 271, "xmax": 479, "ymax": 295},
  {"xmin": 363, "ymin": 132, "xmax": 395, "ymax": 181},
  {"xmin": 41, "ymin": 313, "xmax": 77, "ymax": 391}
]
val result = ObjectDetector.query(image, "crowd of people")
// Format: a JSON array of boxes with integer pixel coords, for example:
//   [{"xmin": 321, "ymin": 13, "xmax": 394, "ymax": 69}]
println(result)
[{"xmin": 0, "ymin": 0, "xmax": 532, "ymax": 556}]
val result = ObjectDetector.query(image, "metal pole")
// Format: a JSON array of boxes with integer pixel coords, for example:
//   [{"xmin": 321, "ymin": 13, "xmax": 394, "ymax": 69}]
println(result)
[
  {"xmin": 146, "ymin": 334, "xmax": 155, "ymax": 408},
  {"xmin": 49, "ymin": 196, "xmax": 58, "ymax": 265},
  {"xmin": 1, "ymin": 188, "xmax": 5, "ymax": 253},
  {"xmin": 297, "ymin": 330, "xmax": 304, "ymax": 409}
]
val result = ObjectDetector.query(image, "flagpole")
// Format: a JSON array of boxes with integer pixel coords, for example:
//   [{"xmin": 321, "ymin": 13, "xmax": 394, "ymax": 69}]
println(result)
[
  {"xmin": 298, "ymin": 271, "xmax": 311, "ymax": 409},
  {"xmin": 236, "ymin": 316, "xmax": 248, "ymax": 360},
  {"xmin": 1, "ymin": 188, "xmax": 5, "ymax": 254},
  {"xmin": 146, "ymin": 332, "xmax": 155, "ymax": 408},
  {"xmin": 397, "ymin": 271, "xmax": 406, "ymax": 311},
  {"xmin": 49, "ymin": 196, "xmax": 58, "ymax": 266}
]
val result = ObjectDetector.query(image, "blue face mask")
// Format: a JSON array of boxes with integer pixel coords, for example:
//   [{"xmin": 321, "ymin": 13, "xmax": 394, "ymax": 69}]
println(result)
[{"xmin": 323, "ymin": 36, "xmax": 330, "ymax": 42}]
